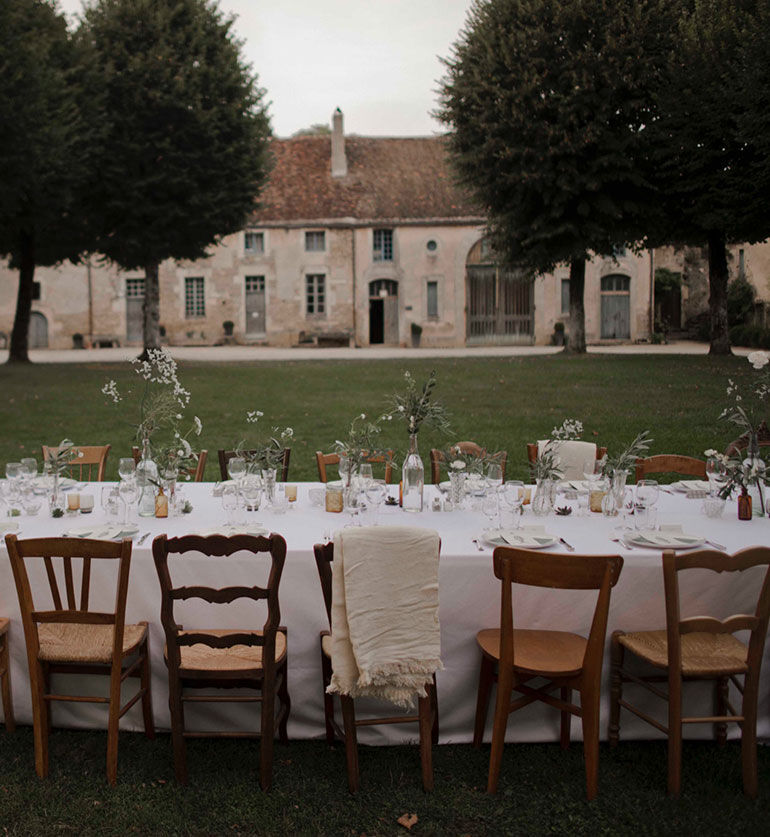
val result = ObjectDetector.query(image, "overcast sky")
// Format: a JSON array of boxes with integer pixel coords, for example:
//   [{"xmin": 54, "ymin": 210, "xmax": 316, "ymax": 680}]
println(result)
[{"xmin": 58, "ymin": 0, "xmax": 476, "ymax": 137}]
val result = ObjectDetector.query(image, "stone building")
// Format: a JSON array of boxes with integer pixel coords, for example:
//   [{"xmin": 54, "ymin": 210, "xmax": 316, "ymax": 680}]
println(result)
[{"xmin": 6, "ymin": 110, "xmax": 765, "ymax": 351}]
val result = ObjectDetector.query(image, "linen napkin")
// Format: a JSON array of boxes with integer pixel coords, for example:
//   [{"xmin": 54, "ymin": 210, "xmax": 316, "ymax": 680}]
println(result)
[
  {"xmin": 495, "ymin": 524, "xmax": 554, "ymax": 547},
  {"xmin": 192, "ymin": 524, "xmax": 268, "ymax": 537},
  {"xmin": 65, "ymin": 524, "xmax": 139, "ymax": 539},
  {"xmin": 328, "ymin": 526, "xmax": 442, "ymax": 708}
]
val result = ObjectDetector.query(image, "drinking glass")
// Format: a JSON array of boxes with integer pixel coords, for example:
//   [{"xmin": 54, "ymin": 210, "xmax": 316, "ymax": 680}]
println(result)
[
  {"xmin": 118, "ymin": 457, "xmax": 136, "ymax": 481},
  {"xmin": 227, "ymin": 457, "xmax": 246, "ymax": 483},
  {"xmin": 582, "ymin": 458, "xmax": 602, "ymax": 484},
  {"xmin": 500, "ymin": 480, "xmax": 524, "ymax": 528},
  {"xmin": 482, "ymin": 492, "xmax": 500, "ymax": 529},
  {"xmin": 487, "ymin": 463, "xmax": 503, "ymax": 488},
  {"xmin": 221, "ymin": 483, "xmax": 240, "ymax": 524},
  {"xmin": 5, "ymin": 462, "xmax": 22, "ymax": 481},
  {"xmin": 366, "ymin": 479, "xmax": 387, "ymax": 524},
  {"xmin": 101, "ymin": 486, "xmax": 120, "ymax": 518},
  {"xmin": 242, "ymin": 475, "xmax": 262, "ymax": 512},
  {"xmin": 20, "ymin": 457, "xmax": 38, "ymax": 479},
  {"xmin": 359, "ymin": 463, "xmax": 373, "ymax": 491},
  {"xmin": 635, "ymin": 480, "xmax": 659, "ymax": 530}
]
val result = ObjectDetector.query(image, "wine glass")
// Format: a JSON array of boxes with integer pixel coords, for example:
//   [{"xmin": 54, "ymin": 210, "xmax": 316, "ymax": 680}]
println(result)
[
  {"xmin": 242, "ymin": 475, "xmax": 262, "ymax": 512},
  {"xmin": 118, "ymin": 479, "xmax": 138, "ymax": 525},
  {"xmin": 359, "ymin": 463, "xmax": 373, "ymax": 491},
  {"xmin": 118, "ymin": 457, "xmax": 136, "ymax": 481},
  {"xmin": 20, "ymin": 457, "xmax": 38, "ymax": 481},
  {"xmin": 366, "ymin": 479, "xmax": 387, "ymax": 524},
  {"xmin": 5, "ymin": 462, "xmax": 22, "ymax": 482},
  {"xmin": 582, "ymin": 458, "xmax": 602, "ymax": 485},
  {"xmin": 635, "ymin": 479, "xmax": 659, "ymax": 530},
  {"xmin": 221, "ymin": 483, "xmax": 240, "ymax": 524},
  {"xmin": 501, "ymin": 480, "xmax": 524, "ymax": 529},
  {"xmin": 486, "ymin": 463, "xmax": 503, "ymax": 491},
  {"xmin": 482, "ymin": 491, "xmax": 500, "ymax": 530},
  {"xmin": 227, "ymin": 457, "xmax": 246, "ymax": 483}
]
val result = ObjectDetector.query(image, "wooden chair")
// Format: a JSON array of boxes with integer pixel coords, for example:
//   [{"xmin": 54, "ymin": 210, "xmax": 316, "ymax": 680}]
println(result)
[
  {"xmin": 314, "ymin": 539, "xmax": 439, "ymax": 792},
  {"xmin": 429, "ymin": 441, "xmax": 508, "ymax": 484},
  {"xmin": 0, "ymin": 617, "xmax": 15, "ymax": 731},
  {"xmin": 132, "ymin": 446, "xmax": 208, "ymax": 482},
  {"xmin": 218, "ymin": 449, "xmax": 290, "ymax": 482},
  {"xmin": 152, "ymin": 533, "xmax": 290, "ymax": 790},
  {"xmin": 473, "ymin": 548, "xmax": 623, "ymax": 800},
  {"xmin": 41, "ymin": 444, "xmax": 111, "ymax": 482},
  {"xmin": 609, "ymin": 547, "xmax": 770, "ymax": 798},
  {"xmin": 5, "ymin": 533, "xmax": 154, "ymax": 784},
  {"xmin": 634, "ymin": 454, "xmax": 706, "ymax": 483},
  {"xmin": 526, "ymin": 442, "xmax": 607, "ymax": 480},
  {"xmin": 725, "ymin": 421, "xmax": 770, "ymax": 457},
  {"xmin": 315, "ymin": 450, "xmax": 394, "ymax": 484}
]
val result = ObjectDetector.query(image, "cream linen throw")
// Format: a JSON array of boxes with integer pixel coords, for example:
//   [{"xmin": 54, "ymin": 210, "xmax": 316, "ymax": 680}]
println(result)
[
  {"xmin": 538, "ymin": 439, "xmax": 598, "ymax": 481},
  {"xmin": 327, "ymin": 526, "xmax": 442, "ymax": 708}
]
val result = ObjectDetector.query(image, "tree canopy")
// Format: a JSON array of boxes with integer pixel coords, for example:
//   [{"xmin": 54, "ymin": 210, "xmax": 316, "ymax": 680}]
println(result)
[
  {"xmin": 0, "ymin": 0, "xmax": 92, "ymax": 362},
  {"xmin": 438, "ymin": 0, "xmax": 676, "ymax": 352},
  {"xmin": 77, "ymin": 0, "xmax": 273, "ymax": 352}
]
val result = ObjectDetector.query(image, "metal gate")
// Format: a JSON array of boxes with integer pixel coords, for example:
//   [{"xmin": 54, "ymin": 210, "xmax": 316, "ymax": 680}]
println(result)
[
  {"xmin": 245, "ymin": 275, "xmax": 266, "ymax": 337},
  {"xmin": 600, "ymin": 274, "xmax": 630, "ymax": 339},
  {"xmin": 466, "ymin": 265, "xmax": 534, "ymax": 344}
]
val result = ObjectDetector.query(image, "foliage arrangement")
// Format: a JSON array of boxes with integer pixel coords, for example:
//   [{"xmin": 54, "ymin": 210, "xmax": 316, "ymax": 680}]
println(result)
[
  {"xmin": 531, "ymin": 441, "xmax": 563, "ymax": 483},
  {"xmin": 442, "ymin": 445, "xmax": 488, "ymax": 475},
  {"xmin": 720, "ymin": 352, "xmax": 770, "ymax": 438},
  {"xmin": 101, "ymin": 348, "xmax": 202, "ymax": 473},
  {"xmin": 603, "ymin": 431, "xmax": 653, "ymax": 475},
  {"xmin": 237, "ymin": 410, "xmax": 294, "ymax": 471},
  {"xmin": 44, "ymin": 439, "xmax": 83, "ymax": 475},
  {"xmin": 386, "ymin": 370, "xmax": 451, "ymax": 437},
  {"xmin": 333, "ymin": 413, "xmax": 384, "ymax": 474}
]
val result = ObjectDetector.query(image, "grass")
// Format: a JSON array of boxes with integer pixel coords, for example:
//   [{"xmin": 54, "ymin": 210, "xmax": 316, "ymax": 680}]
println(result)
[
  {"xmin": 0, "ymin": 353, "xmax": 753, "ymax": 482},
  {"xmin": 0, "ymin": 728, "xmax": 769, "ymax": 834}
]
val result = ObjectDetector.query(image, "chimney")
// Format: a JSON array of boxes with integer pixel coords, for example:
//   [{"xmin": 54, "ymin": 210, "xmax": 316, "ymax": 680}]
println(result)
[{"xmin": 331, "ymin": 107, "xmax": 347, "ymax": 178}]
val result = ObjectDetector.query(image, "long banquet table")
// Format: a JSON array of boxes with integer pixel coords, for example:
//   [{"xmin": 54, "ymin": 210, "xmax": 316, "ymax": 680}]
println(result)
[{"xmin": 1, "ymin": 481, "xmax": 769, "ymax": 744}]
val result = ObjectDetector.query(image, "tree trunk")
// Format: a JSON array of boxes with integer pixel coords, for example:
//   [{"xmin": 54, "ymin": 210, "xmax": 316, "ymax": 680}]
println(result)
[
  {"xmin": 141, "ymin": 260, "xmax": 161, "ymax": 359},
  {"xmin": 707, "ymin": 230, "xmax": 732, "ymax": 356},
  {"xmin": 7, "ymin": 230, "xmax": 35, "ymax": 364},
  {"xmin": 563, "ymin": 256, "xmax": 587, "ymax": 354}
]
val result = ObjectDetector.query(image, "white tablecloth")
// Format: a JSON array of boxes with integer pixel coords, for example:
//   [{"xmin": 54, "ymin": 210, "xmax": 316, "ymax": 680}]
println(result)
[{"xmin": 2, "ymin": 482, "xmax": 769, "ymax": 744}]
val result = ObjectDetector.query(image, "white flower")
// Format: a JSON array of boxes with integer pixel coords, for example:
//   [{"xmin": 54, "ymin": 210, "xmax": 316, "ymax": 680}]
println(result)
[
  {"xmin": 450, "ymin": 460, "xmax": 466, "ymax": 470},
  {"xmin": 748, "ymin": 351, "xmax": 770, "ymax": 370},
  {"xmin": 360, "ymin": 413, "xmax": 366, "ymax": 420},
  {"xmin": 193, "ymin": 416, "xmax": 203, "ymax": 435},
  {"xmin": 704, "ymin": 449, "xmax": 718, "ymax": 457},
  {"xmin": 101, "ymin": 380, "xmax": 122, "ymax": 403}
]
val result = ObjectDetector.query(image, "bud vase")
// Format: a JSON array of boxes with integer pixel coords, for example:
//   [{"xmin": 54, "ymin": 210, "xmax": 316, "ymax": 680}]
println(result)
[
  {"xmin": 136, "ymin": 438, "xmax": 158, "ymax": 517},
  {"xmin": 738, "ymin": 488, "xmax": 752, "ymax": 521},
  {"xmin": 402, "ymin": 433, "xmax": 424, "ymax": 512}
]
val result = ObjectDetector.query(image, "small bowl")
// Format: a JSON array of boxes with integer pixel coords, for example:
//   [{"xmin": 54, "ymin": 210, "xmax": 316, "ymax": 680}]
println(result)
[{"xmin": 702, "ymin": 495, "xmax": 726, "ymax": 519}]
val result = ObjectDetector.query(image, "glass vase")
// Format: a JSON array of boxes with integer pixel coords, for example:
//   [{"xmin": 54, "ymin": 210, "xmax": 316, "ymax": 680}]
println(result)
[
  {"xmin": 48, "ymin": 471, "xmax": 65, "ymax": 516},
  {"xmin": 744, "ymin": 433, "xmax": 766, "ymax": 517},
  {"xmin": 261, "ymin": 468, "xmax": 277, "ymax": 506},
  {"xmin": 136, "ymin": 438, "xmax": 158, "ymax": 518},
  {"xmin": 449, "ymin": 470, "xmax": 465, "ymax": 509},
  {"xmin": 402, "ymin": 433, "xmax": 424, "ymax": 512},
  {"xmin": 532, "ymin": 479, "xmax": 554, "ymax": 516}
]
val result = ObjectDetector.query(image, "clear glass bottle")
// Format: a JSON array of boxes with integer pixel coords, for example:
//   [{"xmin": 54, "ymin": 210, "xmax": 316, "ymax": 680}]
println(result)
[
  {"xmin": 402, "ymin": 433, "xmax": 424, "ymax": 512},
  {"xmin": 136, "ymin": 438, "xmax": 158, "ymax": 518}
]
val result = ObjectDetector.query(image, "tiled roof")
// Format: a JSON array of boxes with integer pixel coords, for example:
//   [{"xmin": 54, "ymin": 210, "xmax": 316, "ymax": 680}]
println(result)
[{"xmin": 252, "ymin": 135, "xmax": 483, "ymax": 225}]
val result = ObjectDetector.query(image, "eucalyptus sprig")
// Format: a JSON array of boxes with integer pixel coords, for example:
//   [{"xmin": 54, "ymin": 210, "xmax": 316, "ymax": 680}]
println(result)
[
  {"xmin": 44, "ymin": 439, "xmax": 83, "ymax": 476},
  {"xmin": 237, "ymin": 410, "xmax": 294, "ymax": 471},
  {"xmin": 333, "ymin": 413, "xmax": 383, "ymax": 471},
  {"xmin": 603, "ymin": 431, "xmax": 653, "ymax": 475},
  {"xmin": 386, "ymin": 370, "xmax": 451, "ymax": 437},
  {"xmin": 531, "ymin": 440, "xmax": 564, "ymax": 482}
]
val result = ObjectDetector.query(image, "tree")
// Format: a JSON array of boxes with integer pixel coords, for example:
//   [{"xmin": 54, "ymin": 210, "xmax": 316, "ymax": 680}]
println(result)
[
  {"xmin": 438, "ymin": 0, "xmax": 677, "ymax": 352},
  {"xmin": 77, "ymin": 0, "xmax": 272, "ymax": 355},
  {"xmin": 0, "ymin": 0, "xmax": 92, "ymax": 363},
  {"xmin": 643, "ymin": 0, "xmax": 768, "ymax": 355}
]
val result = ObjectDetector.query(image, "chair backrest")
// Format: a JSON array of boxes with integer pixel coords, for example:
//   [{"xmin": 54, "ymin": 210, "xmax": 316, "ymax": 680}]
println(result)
[
  {"xmin": 492, "ymin": 547, "xmax": 623, "ymax": 681},
  {"xmin": 429, "ymin": 442, "xmax": 508, "ymax": 484},
  {"xmin": 634, "ymin": 454, "xmax": 706, "ymax": 483},
  {"xmin": 725, "ymin": 421, "xmax": 770, "ymax": 457},
  {"xmin": 662, "ymin": 547, "xmax": 770, "ymax": 678},
  {"xmin": 42, "ymin": 444, "xmax": 111, "ymax": 482},
  {"xmin": 5, "ymin": 533, "xmax": 132, "ymax": 666},
  {"xmin": 152, "ymin": 533, "xmax": 286, "ymax": 673},
  {"xmin": 217, "ymin": 449, "xmax": 291, "ymax": 482},
  {"xmin": 315, "ymin": 450, "xmax": 394, "ymax": 484},
  {"xmin": 526, "ymin": 441, "xmax": 607, "ymax": 481},
  {"xmin": 314, "ymin": 541, "xmax": 334, "ymax": 627},
  {"xmin": 132, "ymin": 446, "xmax": 208, "ymax": 482}
]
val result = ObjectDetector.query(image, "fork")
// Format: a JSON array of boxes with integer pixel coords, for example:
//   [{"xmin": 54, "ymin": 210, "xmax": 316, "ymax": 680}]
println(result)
[
  {"xmin": 136, "ymin": 531, "xmax": 151, "ymax": 546},
  {"xmin": 611, "ymin": 536, "xmax": 635, "ymax": 550},
  {"xmin": 559, "ymin": 537, "xmax": 575, "ymax": 552}
]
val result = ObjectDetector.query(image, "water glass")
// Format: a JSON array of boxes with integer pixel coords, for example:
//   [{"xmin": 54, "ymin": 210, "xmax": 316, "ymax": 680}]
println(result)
[
  {"xmin": 101, "ymin": 486, "xmax": 120, "ymax": 518},
  {"xmin": 5, "ymin": 462, "xmax": 22, "ymax": 481},
  {"xmin": 487, "ymin": 463, "xmax": 503, "ymax": 488},
  {"xmin": 118, "ymin": 480, "xmax": 138, "ymax": 525},
  {"xmin": 221, "ymin": 483, "xmax": 241, "ymax": 523},
  {"xmin": 242, "ymin": 475, "xmax": 262, "ymax": 511},
  {"xmin": 359, "ymin": 463, "xmax": 373, "ymax": 491},
  {"xmin": 500, "ymin": 480, "xmax": 524, "ymax": 528},
  {"xmin": 227, "ymin": 457, "xmax": 247, "ymax": 483},
  {"xmin": 20, "ymin": 458, "xmax": 38, "ymax": 480},
  {"xmin": 118, "ymin": 457, "xmax": 136, "ymax": 481}
]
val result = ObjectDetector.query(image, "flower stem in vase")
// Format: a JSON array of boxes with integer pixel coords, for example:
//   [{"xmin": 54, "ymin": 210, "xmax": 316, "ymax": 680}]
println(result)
[{"xmin": 402, "ymin": 433, "xmax": 424, "ymax": 512}]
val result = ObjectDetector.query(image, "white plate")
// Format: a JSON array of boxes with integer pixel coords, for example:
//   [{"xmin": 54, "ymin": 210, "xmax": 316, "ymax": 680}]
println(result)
[
  {"xmin": 625, "ymin": 530, "xmax": 705, "ymax": 550},
  {"xmin": 65, "ymin": 524, "xmax": 139, "ymax": 540},
  {"xmin": 483, "ymin": 528, "xmax": 557, "ymax": 549},
  {"xmin": 32, "ymin": 476, "xmax": 77, "ymax": 495}
]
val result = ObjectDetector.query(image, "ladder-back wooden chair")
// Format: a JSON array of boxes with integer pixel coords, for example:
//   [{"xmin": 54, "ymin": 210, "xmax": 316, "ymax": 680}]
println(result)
[
  {"xmin": 152, "ymin": 533, "xmax": 290, "ymax": 790},
  {"xmin": 5, "ymin": 533, "xmax": 154, "ymax": 784},
  {"xmin": 315, "ymin": 450, "xmax": 394, "ymax": 484},
  {"xmin": 474, "ymin": 548, "xmax": 623, "ymax": 800},
  {"xmin": 132, "ymin": 446, "xmax": 208, "ymax": 482},
  {"xmin": 609, "ymin": 547, "xmax": 770, "ymax": 798},
  {"xmin": 725, "ymin": 421, "xmax": 770, "ymax": 457},
  {"xmin": 313, "ymin": 533, "xmax": 439, "ymax": 792},
  {"xmin": 0, "ymin": 617, "xmax": 15, "ymax": 731},
  {"xmin": 41, "ymin": 444, "xmax": 111, "ymax": 482},
  {"xmin": 634, "ymin": 455, "xmax": 706, "ymax": 483},
  {"xmin": 218, "ymin": 449, "xmax": 291, "ymax": 482},
  {"xmin": 430, "ymin": 442, "xmax": 507, "ymax": 484}
]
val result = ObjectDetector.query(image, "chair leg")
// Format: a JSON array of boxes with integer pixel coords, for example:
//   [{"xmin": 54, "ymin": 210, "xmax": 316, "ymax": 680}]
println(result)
[
  {"xmin": 31, "ymin": 663, "xmax": 49, "ymax": 779},
  {"xmin": 487, "ymin": 662, "xmax": 513, "ymax": 794},
  {"xmin": 140, "ymin": 643, "xmax": 155, "ymax": 739},
  {"xmin": 320, "ymin": 644, "xmax": 335, "ymax": 744},
  {"xmin": 560, "ymin": 687, "xmax": 571, "ymax": 749},
  {"xmin": 340, "ymin": 695, "xmax": 359, "ymax": 793},
  {"xmin": 667, "ymin": 674, "xmax": 683, "ymax": 797},
  {"xmin": 0, "ymin": 635, "xmax": 15, "ymax": 732},
  {"xmin": 418, "ymin": 693, "xmax": 434, "ymax": 792},
  {"xmin": 473, "ymin": 654, "xmax": 495, "ymax": 748},
  {"xmin": 430, "ymin": 673, "xmax": 439, "ymax": 746},
  {"xmin": 276, "ymin": 657, "xmax": 291, "ymax": 745},
  {"xmin": 580, "ymin": 688, "xmax": 600, "ymax": 801},
  {"xmin": 168, "ymin": 672, "xmax": 188, "ymax": 785},
  {"xmin": 260, "ymin": 670, "xmax": 277, "ymax": 792},
  {"xmin": 106, "ymin": 662, "xmax": 122, "ymax": 786},
  {"xmin": 608, "ymin": 631, "xmax": 624, "ymax": 747},
  {"xmin": 714, "ymin": 677, "xmax": 728, "ymax": 746},
  {"xmin": 741, "ymin": 671, "xmax": 760, "ymax": 798}
]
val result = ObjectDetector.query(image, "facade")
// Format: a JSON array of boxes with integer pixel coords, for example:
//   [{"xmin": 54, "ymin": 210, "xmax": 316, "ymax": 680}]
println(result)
[{"xmin": 5, "ymin": 110, "xmax": 765, "ymax": 351}]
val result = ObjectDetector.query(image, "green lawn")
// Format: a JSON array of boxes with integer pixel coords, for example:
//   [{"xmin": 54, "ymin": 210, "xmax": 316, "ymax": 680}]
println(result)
[{"xmin": 0, "ymin": 353, "xmax": 752, "ymax": 481}]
